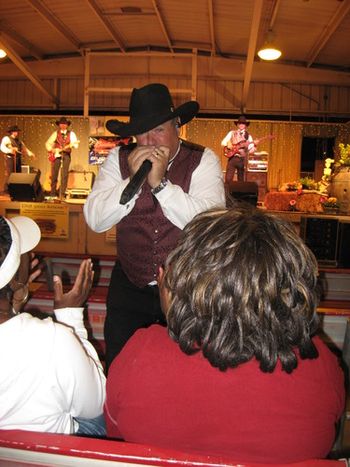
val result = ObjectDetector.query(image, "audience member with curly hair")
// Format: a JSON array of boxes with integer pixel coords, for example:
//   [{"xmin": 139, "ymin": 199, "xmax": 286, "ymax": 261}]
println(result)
[{"xmin": 105, "ymin": 204, "xmax": 345, "ymax": 463}]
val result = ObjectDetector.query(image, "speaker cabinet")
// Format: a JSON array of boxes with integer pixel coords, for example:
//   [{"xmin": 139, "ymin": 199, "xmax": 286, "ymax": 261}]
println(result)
[
  {"xmin": 300, "ymin": 216, "xmax": 350, "ymax": 267},
  {"xmin": 246, "ymin": 172, "xmax": 267, "ymax": 202},
  {"xmin": 227, "ymin": 181, "xmax": 258, "ymax": 207},
  {"xmin": 8, "ymin": 172, "xmax": 43, "ymax": 202},
  {"xmin": 338, "ymin": 221, "xmax": 350, "ymax": 268}
]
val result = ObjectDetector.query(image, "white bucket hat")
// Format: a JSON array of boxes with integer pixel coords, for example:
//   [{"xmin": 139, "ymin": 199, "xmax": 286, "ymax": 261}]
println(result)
[{"xmin": 0, "ymin": 216, "xmax": 41, "ymax": 289}]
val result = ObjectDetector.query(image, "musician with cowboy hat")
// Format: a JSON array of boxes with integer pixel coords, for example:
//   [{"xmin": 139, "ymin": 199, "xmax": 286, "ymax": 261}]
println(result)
[
  {"xmin": 0, "ymin": 125, "xmax": 35, "ymax": 194},
  {"xmin": 84, "ymin": 82, "xmax": 225, "ymax": 370},
  {"xmin": 221, "ymin": 115, "xmax": 256, "ymax": 183},
  {"xmin": 45, "ymin": 117, "xmax": 79, "ymax": 199}
]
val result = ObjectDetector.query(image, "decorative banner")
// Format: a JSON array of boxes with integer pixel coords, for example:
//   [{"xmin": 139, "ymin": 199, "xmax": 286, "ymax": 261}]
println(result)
[
  {"xmin": 88, "ymin": 135, "xmax": 132, "ymax": 165},
  {"xmin": 20, "ymin": 202, "xmax": 69, "ymax": 239},
  {"xmin": 88, "ymin": 116, "xmax": 133, "ymax": 164}
]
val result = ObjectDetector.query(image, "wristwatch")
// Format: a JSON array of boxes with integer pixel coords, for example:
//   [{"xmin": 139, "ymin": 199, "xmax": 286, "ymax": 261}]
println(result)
[{"xmin": 151, "ymin": 178, "xmax": 168, "ymax": 195}]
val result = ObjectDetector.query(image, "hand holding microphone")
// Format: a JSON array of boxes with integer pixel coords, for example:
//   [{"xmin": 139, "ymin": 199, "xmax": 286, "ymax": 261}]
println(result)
[
  {"xmin": 119, "ymin": 145, "xmax": 170, "ymax": 205},
  {"xmin": 120, "ymin": 159, "xmax": 152, "ymax": 205}
]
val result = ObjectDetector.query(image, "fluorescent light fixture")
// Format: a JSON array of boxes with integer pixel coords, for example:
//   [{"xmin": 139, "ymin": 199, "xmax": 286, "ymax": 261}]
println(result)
[
  {"xmin": 257, "ymin": 30, "xmax": 282, "ymax": 61},
  {"xmin": 0, "ymin": 49, "xmax": 7, "ymax": 59}
]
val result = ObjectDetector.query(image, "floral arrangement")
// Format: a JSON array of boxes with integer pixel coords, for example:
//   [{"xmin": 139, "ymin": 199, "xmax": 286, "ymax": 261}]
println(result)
[
  {"xmin": 337, "ymin": 143, "xmax": 350, "ymax": 167},
  {"xmin": 299, "ymin": 176, "xmax": 318, "ymax": 190},
  {"xmin": 320, "ymin": 196, "xmax": 339, "ymax": 209},
  {"xmin": 280, "ymin": 178, "xmax": 318, "ymax": 193},
  {"xmin": 281, "ymin": 181, "xmax": 302, "ymax": 192}
]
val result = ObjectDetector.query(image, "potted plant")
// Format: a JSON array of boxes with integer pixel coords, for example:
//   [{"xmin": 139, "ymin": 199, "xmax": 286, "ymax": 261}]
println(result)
[{"xmin": 332, "ymin": 143, "xmax": 350, "ymax": 201}]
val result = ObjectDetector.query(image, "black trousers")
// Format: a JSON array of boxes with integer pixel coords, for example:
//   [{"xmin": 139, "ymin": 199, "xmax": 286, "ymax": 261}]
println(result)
[
  {"xmin": 104, "ymin": 261, "xmax": 166, "ymax": 372},
  {"xmin": 225, "ymin": 155, "xmax": 245, "ymax": 182},
  {"xmin": 51, "ymin": 153, "xmax": 70, "ymax": 196},
  {"xmin": 3, "ymin": 154, "xmax": 21, "ymax": 191}
]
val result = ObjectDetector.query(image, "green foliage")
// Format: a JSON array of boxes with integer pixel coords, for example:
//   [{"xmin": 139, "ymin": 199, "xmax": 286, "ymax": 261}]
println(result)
[
  {"xmin": 299, "ymin": 176, "xmax": 317, "ymax": 190},
  {"xmin": 338, "ymin": 143, "xmax": 350, "ymax": 166}
]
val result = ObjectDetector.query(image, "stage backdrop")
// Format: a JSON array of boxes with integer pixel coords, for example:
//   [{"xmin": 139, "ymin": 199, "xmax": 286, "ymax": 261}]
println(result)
[{"xmin": 1, "ymin": 116, "xmax": 349, "ymax": 193}]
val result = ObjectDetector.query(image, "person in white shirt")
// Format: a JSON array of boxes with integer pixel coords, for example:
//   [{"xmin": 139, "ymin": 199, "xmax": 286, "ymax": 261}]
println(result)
[
  {"xmin": 84, "ymin": 83, "xmax": 226, "ymax": 370},
  {"xmin": 0, "ymin": 215, "xmax": 106, "ymax": 436},
  {"xmin": 221, "ymin": 115, "xmax": 256, "ymax": 183},
  {"xmin": 45, "ymin": 117, "xmax": 79, "ymax": 199},
  {"xmin": 0, "ymin": 125, "xmax": 35, "ymax": 193}
]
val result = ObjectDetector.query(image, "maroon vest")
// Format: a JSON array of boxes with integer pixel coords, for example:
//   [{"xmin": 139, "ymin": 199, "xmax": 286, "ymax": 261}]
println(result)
[
  {"xmin": 118, "ymin": 140, "xmax": 204, "ymax": 287},
  {"xmin": 54, "ymin": 131, "xmax": 71, "ymax": 154},
  {"xmin": 9, "ymin": 136, "xmax": 23, "ymax": 154}
]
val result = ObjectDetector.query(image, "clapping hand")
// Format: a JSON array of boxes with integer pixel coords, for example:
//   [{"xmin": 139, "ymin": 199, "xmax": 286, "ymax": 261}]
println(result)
[{"xmin": 53, "ymin": 258, "xmax": 94, "ymax": 310}]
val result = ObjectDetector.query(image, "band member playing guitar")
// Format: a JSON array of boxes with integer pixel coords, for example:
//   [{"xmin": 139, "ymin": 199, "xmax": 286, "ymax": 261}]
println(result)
[
  {"xmin": 45, "ymin": 117, "xmax": 79, "ymax": 199},
  {"xmin": 0, "ymin": 125, "xmax": 35, "ymax": 194},
  {"xmin": 221, "ymin": 115, "xmax": 256, "ymax": 183}
]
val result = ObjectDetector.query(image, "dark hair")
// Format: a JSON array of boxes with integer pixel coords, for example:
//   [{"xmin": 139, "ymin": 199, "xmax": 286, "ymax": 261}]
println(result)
[
  {"xmin": 0, "ymin": 216, "xmax": 12, "ymax": 269},
  {"xmin": 164, "ymin": 206, "xmax": 320, "ymax": 373}
]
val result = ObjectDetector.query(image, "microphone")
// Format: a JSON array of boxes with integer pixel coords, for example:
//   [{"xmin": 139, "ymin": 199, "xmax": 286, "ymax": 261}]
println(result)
[{"xmin": 120, "ymin": 159, "xmax": 152, "ymax": 205}]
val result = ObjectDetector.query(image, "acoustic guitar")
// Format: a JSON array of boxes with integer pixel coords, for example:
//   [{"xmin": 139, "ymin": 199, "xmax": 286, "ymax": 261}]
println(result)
[
  {"xmin": 48, "ymin": 141, "xmax": 80, "ymax": 162},
  {"xmin": 224, "ymin": 134, "xmax": 275, "ymax": 159}
]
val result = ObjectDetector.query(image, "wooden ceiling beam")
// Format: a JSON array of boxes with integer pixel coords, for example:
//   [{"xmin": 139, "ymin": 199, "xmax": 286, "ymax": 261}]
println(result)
[
  {"xmin": 85, "ymin": 0, "xmax": 126, "ymax": 53},
  {"xmin": 0, "ymin": 34, "xmax": 59, "ymax": 107},
  {"xmin": 151, "ymin": 0, "xmax": 174, "ymax": 53},
  {"xmin": 0, "ymin": 21, "xmax": 43, "ymax": 61},
  {"xmin": 241, "ymin": 0, "xmax": 264, "ymax": 112},
  {"xmin": 307, "ymin": 0, "xmax": 350, "ymax": 67},
  {"xmin": 269, "ymin": 0, "xmax": 281, "ymax": 30},
  {"xmin": 25, "ymin": 0, "xmax": 81, "ymax": 52},
  {"xmin": 207, "ymin": 0, "xmax": 217, "ymax": 56}
]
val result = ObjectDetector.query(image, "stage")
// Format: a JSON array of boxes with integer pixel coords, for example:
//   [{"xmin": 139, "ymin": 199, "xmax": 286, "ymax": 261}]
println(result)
[{"xmin": 0, "ymin": 195, "xmax": 116, "ymax": 257}]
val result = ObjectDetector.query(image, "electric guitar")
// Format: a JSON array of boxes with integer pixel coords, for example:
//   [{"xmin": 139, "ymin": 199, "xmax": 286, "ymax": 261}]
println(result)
[
  {"xmin": 6, "ymin": 144, "xmax": 22, "ymax": 156},
  {"xmin": 224, "ymin": 134, "xmax": 275, "ymax": 159},
  {"xmin": 48, "ymin": 141, "xmax": 80, "ymax": 162}
]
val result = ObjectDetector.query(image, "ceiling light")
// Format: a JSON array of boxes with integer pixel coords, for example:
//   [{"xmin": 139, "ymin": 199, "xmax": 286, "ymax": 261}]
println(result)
[
  {"xmin": 0, "ymin": 49, "xmax": 7, "ymax": 59},
  {"xmin": 257, "ymin": 30, "xmax": 282, "ymax": 61}
]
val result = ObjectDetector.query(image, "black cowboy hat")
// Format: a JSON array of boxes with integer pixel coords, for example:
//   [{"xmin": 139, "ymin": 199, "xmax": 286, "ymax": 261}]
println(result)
[
  {"xmin": 235, "ymin": 115, "xmax": 250, "ymax": 126},
  {"xmin": 106, "ymin": 83, "xmax": 199, "ymax": 137},
  {"xmin": 55, "ymin": 117, "xmax": 71, "ymax": 126},
  {"xmin": 7, "ymin": 125, "xmax": 21, "ymax": 133}
]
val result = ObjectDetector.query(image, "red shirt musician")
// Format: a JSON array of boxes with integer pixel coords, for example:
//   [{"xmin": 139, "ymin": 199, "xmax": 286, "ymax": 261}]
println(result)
[{"xmin": 221, "ymin": 115, "xmax": 256, "ymax": 183}]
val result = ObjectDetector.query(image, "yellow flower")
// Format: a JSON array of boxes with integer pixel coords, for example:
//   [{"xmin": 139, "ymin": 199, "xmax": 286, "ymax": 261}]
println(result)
[
  {"xmin": 338, "ymin": 143, "xmax": 350, "ymax": 166},
  {"xmin": 321, "ymin": 197, "xmax": 339, "ymax": 208}
]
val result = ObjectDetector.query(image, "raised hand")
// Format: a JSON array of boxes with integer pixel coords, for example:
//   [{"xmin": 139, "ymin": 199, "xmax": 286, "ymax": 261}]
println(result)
[{"xmin": 53, "ymin": 258, "xmax": 94, "ymax": 310}]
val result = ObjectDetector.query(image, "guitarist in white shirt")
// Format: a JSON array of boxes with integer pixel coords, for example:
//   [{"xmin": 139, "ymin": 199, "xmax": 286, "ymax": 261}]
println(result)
[
  {"xmin": 221, "ymin": 115, "xmax": 256, "ymax": 183},
  {"xmin": 45, "ymin": 117, "xmax": 79, "ymax": 199},
  {"xmin": 1, "ymin": 125, "xmax": 35, "ymax": 194}
]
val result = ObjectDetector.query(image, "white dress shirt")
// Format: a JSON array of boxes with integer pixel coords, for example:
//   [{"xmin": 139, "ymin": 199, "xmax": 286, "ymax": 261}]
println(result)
[
  {"xmin": 84, "ymin": 144, "xmax": 226, "ymax": 232},
  {"xmin": 0, "ymin": 308, "xmax": 106, "ymax": 434},
  {"xmin": 0, "ymin": 135, "xmax": 34, "ymax": 158}
]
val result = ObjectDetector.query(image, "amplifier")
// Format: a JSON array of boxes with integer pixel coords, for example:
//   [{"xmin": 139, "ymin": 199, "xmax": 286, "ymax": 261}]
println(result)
[
  {"xmin": 300, "ymin": 216, "xmax": 350, "ymax": 268},
  {"xmin": 227, "ymin": 181, "xmax": 258, "ymax": 207},
  {"xmin": 67, "ymin": 171, "xmax": 95, "ymax": 191},
  {"xmin": 338, "ymin": 221, "xmax": 350, "ymax": 268},
  {"xmin": 245, "ymin": 172, "xmax": 267, "ymax": 202}
]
